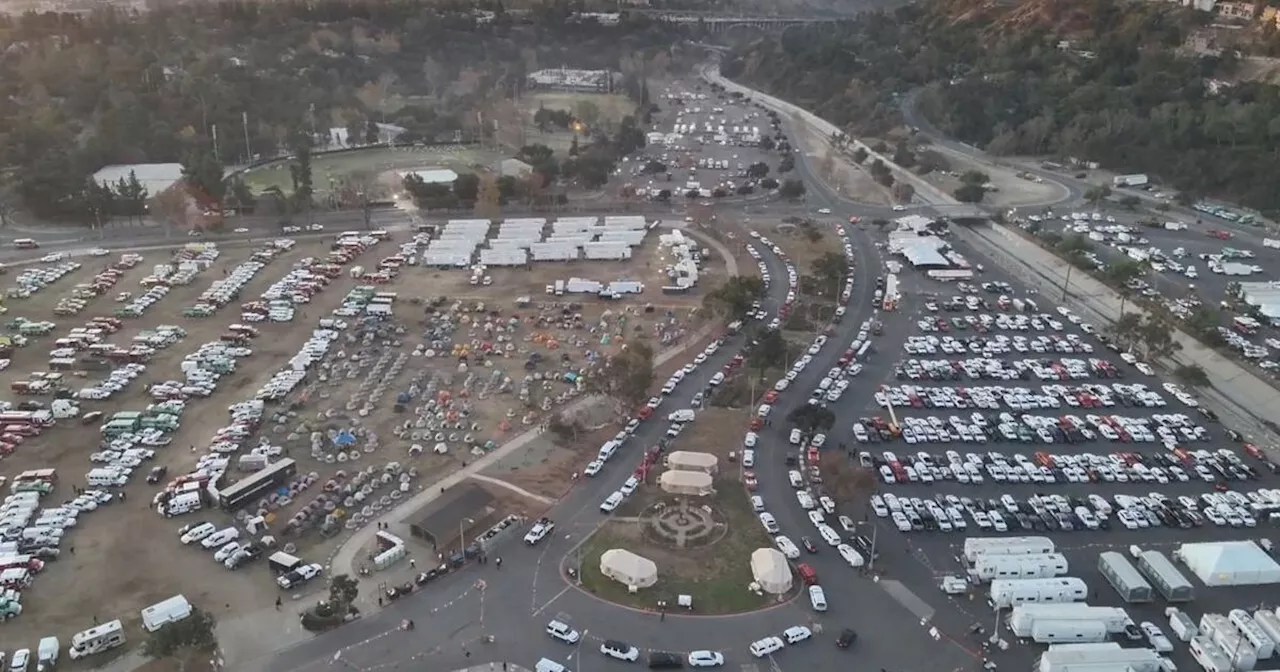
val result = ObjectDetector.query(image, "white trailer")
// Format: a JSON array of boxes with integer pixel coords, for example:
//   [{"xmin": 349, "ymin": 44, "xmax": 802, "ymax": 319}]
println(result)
[
  {"xmin": 1169, "ymin": 608, "xmax": 1199, "ymax": 642},
  {"xmin": 1202, "ymin": 614, "xmax": 1259, "ymax": 670},
  {"xmin": 529, "ymin": 243, "xmax": 580, "ymax": 262},
  {"xmin": 964, "ymin": 536, "xmax": 1056, "ymax": 563},
  {"xmin": 1009, "ymin": 605, "xmax": 1130, "ymax": 637},
  {"xmin": 1113, "ymin": 174, "xmax": 1150, "ymax": 188},
  {"xmin": 1037, "ymin": 643, "xmax": 1164, "ymax": 672},
  {"xmin": 140, "ymin": 595, "xmax": 192, "ymax": 632},
  {"xmin": 1231, "ymin": 609, "xmax": 1275, "ymax": 659},
  {"xmin": 69, "ymin": 620, "xmax": 126, "ymax": 659},
  {"xmin": 989, "ymin": 577, "xmax": 1087, "ymax": 609},
  {"xmin": 1028, "ymin": 620, "xmax": 1109, "ymax": 644},
  {"xmin": 1255, "ymin": 610, "xmax": 1280, "ymax": 651},
  {"xmin": 1191, "ymin": 635, "xmax": 1234, "ymax": 672},
  {"xmin": 582, "ymin": 243, "xmax": 632, "ymax": 261},
  {"xmin": 969, "ymin": 553, "xmax": 1068, "ymax": 582}
]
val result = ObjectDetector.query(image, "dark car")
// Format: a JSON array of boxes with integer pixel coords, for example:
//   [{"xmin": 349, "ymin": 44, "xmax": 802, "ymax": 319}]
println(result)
[
  {"xmin": 647, "ymin": 651, "xmax": 684, "ymax": 669},
  {"xmin": 146, "ymin": 465, "xmax": 168, "ymax": 484},
  {"xmin": 837, "ymin": 628, "xmax": 858, "ymax": 649},
  {"xmin": 800, "ymin": 537, "xmax": 818, "ymax": 553}
]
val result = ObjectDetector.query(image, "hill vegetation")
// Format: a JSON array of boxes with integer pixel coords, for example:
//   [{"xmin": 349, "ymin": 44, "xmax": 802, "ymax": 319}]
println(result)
[
  {"xmin": 723, "ymin": 0, "xmax": 1280, "ymax": 215},
  {"xmin": 0, "ymin": 0, "xmax": 681, "ymax": 221}
]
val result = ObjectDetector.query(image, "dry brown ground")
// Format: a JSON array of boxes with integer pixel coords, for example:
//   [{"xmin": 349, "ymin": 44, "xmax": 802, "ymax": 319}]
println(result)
[
  {"xmin": 789, "ymin": 116, "xmax": 892, "ymax": 206},
  {"xmin": 0, "ymin": 234, "xmax": 705, "ymax": 649}
]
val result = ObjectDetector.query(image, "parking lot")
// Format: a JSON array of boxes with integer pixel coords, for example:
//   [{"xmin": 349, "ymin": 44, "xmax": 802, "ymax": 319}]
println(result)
[
  {"xmin": 1013, "ymin": 205, "xmax": 1280, "ymax": 389},
  {"xmin": 619, "ymin": 84, "xmax": 787, "ymax": 200},
  {"xmin": 782, "ymin": 225, "xmax": 1280, "ymax": 671}
]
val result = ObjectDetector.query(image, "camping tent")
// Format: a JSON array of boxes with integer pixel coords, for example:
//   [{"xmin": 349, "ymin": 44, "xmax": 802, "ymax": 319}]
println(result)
[
  {"xmin": 600, "ymin": 549, "xmax": 658, "ymax": 589},
  {"xmin": 1179, "ymin": 541, "xmax": 1280, "ymax": 586},
  {"xmin": 658, "ymin": 470, "xmax": 714, "ymax": 496},
  {"xmin": 751, "ymin": 548, "xmax": 792, "ymax": 594},
  {"xmin": 665, "ymin": 451, "xmax": 719, "ymax": 474}
]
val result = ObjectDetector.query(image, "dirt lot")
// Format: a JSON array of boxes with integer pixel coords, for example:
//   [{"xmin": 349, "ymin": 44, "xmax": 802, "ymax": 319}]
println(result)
[
  {"xmin": 913, "ymin": 141, "xmax": 1066, "ymax": 208},
  {"xmin": 0, "ymin": 230, "xmax": 712, "ymax": 655},
  {"xmin": 789, "ymin": 115, "xmax": 892, "ymax": 206},
  {"xmin": 577, "ymin": 408, "xmax": 785, "ymax": 614}
]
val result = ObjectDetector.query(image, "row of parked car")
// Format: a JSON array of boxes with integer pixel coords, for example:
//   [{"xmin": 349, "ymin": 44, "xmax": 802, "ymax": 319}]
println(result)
[{"xmin": 896, "ymin": 357, "xmax": 1125, "ymax": 382}]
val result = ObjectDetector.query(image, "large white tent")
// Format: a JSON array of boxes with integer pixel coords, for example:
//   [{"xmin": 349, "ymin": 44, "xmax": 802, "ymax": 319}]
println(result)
[
  {"xmin": 658, "ymin": 470, "xmax": 714, "ymax": 496},
  {"xmin": 1179, "ymin": 541, "xmax": 1280, "ymax": 586},
  {"xmin": 600, "ymin": 549, "xmax": 658, "ymax": 589},
  {"xmin": 751, "ymin": 548, "xmax": 792, "ymax": 594},
  {"xmin": 665, "ymin": 451, "xmax": 718, "ymax": 474}
]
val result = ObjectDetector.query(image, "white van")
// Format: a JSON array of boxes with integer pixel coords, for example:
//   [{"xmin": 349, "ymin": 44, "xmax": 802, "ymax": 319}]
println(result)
[
  {"xmin": 160, "ymin": 492, "xmax": 202, "ymax": 517},
  {"xmin": 535, "ymin": 659, "xmax": 568, "ymax": 672},
  {"xmin": 38, "ymin": 636, "xmax": 60, "ymax": 670},
  {"xmin": 787, "ymin": 470, "xmax": 804, "ymax": 488},
  {"xmin": 86, "ymin": 468, "xmax": 127, "ymax": 487},
  {"xmin": 818, "ymin": 524, "xmax": 842, "ymax": 547},
  {"xmin": 667, "ymin": 409, "xmax": 696, "ymax": 423},
  {"xmin": 809, "ymin": 585, "xmax": 828, "ymax": 611},
  {"xmin": 597, "ymin": 440, "xmax": 619, "ymax": 462}
]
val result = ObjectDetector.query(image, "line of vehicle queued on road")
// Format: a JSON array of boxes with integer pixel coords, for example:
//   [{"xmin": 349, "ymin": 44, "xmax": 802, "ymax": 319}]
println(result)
[{"xmin": 525, "ymin": 233, "xmax": 802, "ymax": 671}]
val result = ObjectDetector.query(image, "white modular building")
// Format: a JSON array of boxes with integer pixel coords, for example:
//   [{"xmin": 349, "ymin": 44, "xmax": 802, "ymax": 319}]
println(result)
[
  {"xmin": 529, "ymin": 243, "xmax": 580, "ymax": 262},
  {"xmin": 1037, "ymin": 643, "xmax": 1164, "ymax": 672},
  {"xmin": 478, "ymin": 249, "xmax": 528, "ymax": 267},
  {"xmin": 583, "ymin": 242, "xmax": 633, "ymax": 261}
]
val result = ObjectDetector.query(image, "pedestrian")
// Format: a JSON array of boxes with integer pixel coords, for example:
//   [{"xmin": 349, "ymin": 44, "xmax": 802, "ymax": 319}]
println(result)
[
  {"xmin": 660, "ymin": 611, "xmax": 665, "ymax": 622},
  {"xmin": 378, "ymin": 596, "xmax": 383, "ymax": 607},
  {"xmin": 495, "ymin": 557, "xmax": 502, "ymax": 570},
  {"xmin": 276, "ymin": 596, "xmax": 282, "ymax": 610},
  {"xmin": 410, "ymin": 558, "xmax": 416, "ymax": 569},
  {"xmin": 93, "ymin": 615, "xmax": 98, "ymax": 624},
  {"xmin": 119, "ymin": 491, "xmax": 126, "ymax": 502},
  {"xmin": 69, "ymin": 546, "xmax": 75, "ymax": 555}
]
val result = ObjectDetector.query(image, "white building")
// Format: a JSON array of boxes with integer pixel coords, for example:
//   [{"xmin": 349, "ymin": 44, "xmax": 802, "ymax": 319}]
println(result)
[
  {"xmin": 526, "ymin": 68, "xmax": 618, "ymax": 92},
  {"xmin": 1179, "ymin": 541, "xmax": 1280, "ymax": 586}
]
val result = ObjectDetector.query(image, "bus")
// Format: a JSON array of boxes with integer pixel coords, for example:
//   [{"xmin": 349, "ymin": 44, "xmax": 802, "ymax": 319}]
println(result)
[
  {"xmin": 13, "ymin": 239, "xmax": 38, "ymax": 250},
  {"xmin": 216, "ymin": 458, "xmax": 297, "ymax": 511}
]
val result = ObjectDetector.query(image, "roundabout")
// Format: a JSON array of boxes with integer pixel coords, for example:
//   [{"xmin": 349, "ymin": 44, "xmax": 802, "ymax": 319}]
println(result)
[{"xmin": 571, "ymin": 487, "xmax": 784, "ymax": 615}]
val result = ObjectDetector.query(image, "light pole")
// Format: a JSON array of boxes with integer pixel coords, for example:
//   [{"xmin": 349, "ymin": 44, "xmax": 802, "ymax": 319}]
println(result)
[
  {"xmin": 855, "ymin": 520, "xmax": 879, "ymax": 570},
  {"xmin": 459, "ymin": 517, "xmax": 474, "ymax": 557}
]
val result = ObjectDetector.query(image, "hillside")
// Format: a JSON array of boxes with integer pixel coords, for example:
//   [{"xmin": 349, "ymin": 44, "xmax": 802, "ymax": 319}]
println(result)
[{"xmin": 723, "ymin": 0, "xmax": 1280, "ymax": 214}]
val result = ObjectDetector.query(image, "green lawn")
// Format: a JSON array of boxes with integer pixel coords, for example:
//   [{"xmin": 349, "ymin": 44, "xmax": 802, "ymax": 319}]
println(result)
[
  {"xmin": 238, "ymin": 146, "xmax": 493, "ymax": 196},
  {"xmin": 577, "ymin": 484, "xmax": 783, "ymax": 615}
]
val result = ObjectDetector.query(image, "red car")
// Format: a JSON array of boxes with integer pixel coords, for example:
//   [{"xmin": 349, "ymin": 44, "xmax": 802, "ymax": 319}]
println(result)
[{"xmin": 1207, "ymin": 229, "xmax": 1232, "ymax": 239}]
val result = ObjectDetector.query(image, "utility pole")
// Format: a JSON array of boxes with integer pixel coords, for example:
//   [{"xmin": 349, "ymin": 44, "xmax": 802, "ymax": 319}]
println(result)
[
  {"xmin": 242, "ymin": 112, "xmax": 252, "ymax": 162},
  {"xmin": 211, "ymin": 125, "xmax": 220, "ymax": 163}
]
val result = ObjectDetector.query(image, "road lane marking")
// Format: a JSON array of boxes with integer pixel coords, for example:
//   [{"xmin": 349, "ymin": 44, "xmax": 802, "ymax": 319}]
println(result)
[{"xmin": 531, "ymin": 585, "xmax": 573, "ymax": 617}]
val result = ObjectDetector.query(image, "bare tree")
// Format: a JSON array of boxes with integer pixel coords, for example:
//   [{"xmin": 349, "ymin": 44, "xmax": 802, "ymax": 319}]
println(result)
[
  {"xmin": 818, "ymin": 452, "xmax": 879, "ymax": 519},
  {"xmin": 475, "ymin": 174, "xmax": 502, "ymax": 220}
]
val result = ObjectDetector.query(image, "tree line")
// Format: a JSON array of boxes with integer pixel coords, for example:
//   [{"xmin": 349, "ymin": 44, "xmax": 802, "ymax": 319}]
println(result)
[
  {"xmin": 723, "ymin": 0, "xmax": 1280, "ymax": 216},
  {"xmin": 0, "ymin": 0, "xmax": 685, "ymax": 223}
]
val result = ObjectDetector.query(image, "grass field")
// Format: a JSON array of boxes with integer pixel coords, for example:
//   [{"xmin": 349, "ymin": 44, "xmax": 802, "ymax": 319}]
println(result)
[{"xmin": 239, "ymin": 145, "xmax": 498, "ymax": 197}]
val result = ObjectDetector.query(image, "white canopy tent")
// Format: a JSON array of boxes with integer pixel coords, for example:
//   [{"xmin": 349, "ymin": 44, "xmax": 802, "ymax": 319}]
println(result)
[
  {"xmin": 665, "ymin": 451, "xmax": 718, "ymax": 474},
  {"xmin": 751, "ymin": 548, "xmax": 792, "ymax": 594},
  {"xmin": 658, "ymin": 470, "xmax": 714, "ymax": 496},
  {"xmin": 600, "ymin": 549, "xmax": 658, "ymax": 589},
  {"xmin": 1179, "ymin": 541, "xmax": 1280, "ymax": 586}
]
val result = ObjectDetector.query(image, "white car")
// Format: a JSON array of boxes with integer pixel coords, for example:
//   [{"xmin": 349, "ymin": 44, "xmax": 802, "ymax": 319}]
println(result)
[
  {"xmin": 233, "ymin": 227, "xmax": 250, "ymax": 233},
  {"xmin": 277, "ymin": 562, "xmax": 322, "ymax": 589},
  {"xmin": 600, "ymin": 492, "xmax": 623, "ymax": 512},
  {"xmin": 213, "ymin": 541, "xmax": 242, "ymax": 563},
  {"xmin": 759, "ymin": 512, "xmax": 779, "ymax": 534},
  {"xmin": 749, "ymin": 636, "xmax": 784, "ymax": 658},
  {"xmin": 523, "ymin": 518, "xmax": 555, "ymax": 545},
  {"xmin": 583, "ymin": 460, "xmax": 603, "ymax": 476},
  {"xmin": 774, "ymin": 535, "xmax": 800, "ymax": 559},
  {"xmin": 600, "ymin": 640, "xmax": 640, "ymax": 662},
  {"xmin": 200, "ymin": 527, "xmax": 240, "ymax": 549},
  {"xmin": 620, "ymin": 476, "xmax": 640, "ymax": 496},
  {"xmin": 687, "ymin": 650, "xmax": 725, "ymax": 667},
  {"xmin": 180, "ymin": 522, "xmax": 216, "ymax": 544},
  {"xmin": 546, "ymin": 620, "xmax": 580, "ymax": 644},
  {"xmin": 9, "ymin": 649, "xmax": 30, "ymax": 672}
]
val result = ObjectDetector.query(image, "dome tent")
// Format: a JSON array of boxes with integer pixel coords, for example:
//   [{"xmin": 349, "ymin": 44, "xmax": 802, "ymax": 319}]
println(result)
[
  {"xmin": 751, "ymin": 548, "xmax": 792, "ymax": 594},
  {"xmin": 600, "ymin": 549, "xmax": 658, "ymax": 589}
]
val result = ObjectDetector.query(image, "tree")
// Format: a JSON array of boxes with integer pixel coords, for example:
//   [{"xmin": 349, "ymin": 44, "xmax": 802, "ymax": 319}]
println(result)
[
  {"xmin": 365, "ymin": 119, "xmax": 380, "ymax": 145},
  {"xmin": 575, "ymin": 100, "xmax": 601, "ymax": 130},
  {"xmin": 153, "ymin": 185, "xmax": 193, "ymax": 232},
  {"xmin": 749, "ymin": 327, "xmax": 788, "ymax": 380},
  {"xmin": 1109, "ymin": 312, "xmax": 1144, "ymax": 350},
  {"xmin": 891, "ymin": 182, "xmax": 915, "ymax": 203},
  {"xmin": 289, "ymin": 144, "xmax": 314, "ymax": 209},
  {"xmin": 475, "ymin": 174, "xmax": 502, "ymax": 218},
  {"xmin": 1175, "ymin": 364, "xmax": 1211, "ymax": 388},
  {"xmin": 818, "ymin": 452, "xmax": 879, "ymax": 518},
  {"xmin": 143, "ymin": 607, "xmax": 217, "ymax": 659},
  {"xmin": 345, "ymin": 118, "xmax": 365, "ymax": 147},
  {"xmin": 453, "ymin": 173, "xmax": 481, "ymax": 204},
  {"xmin": 329, "ymin": 573, "xmax": 359, "ymax": 607},
  {"xmin": 779, "ymin": 179, "xmax": 806, "ymax": 199},
  {"xmin": 954, "ymin": 184, "xmax": 985, "ymax": 203},
  {"xmin": 586, "ymin": 340, "xmax": 655, "ymax": 414},
  {"xmin": 181, "ymin": 145, "xmax": 226, "ymax": 206},
  {"xmin": 84, "ymin": 178, "xmax": 114, "ymax": 229},
  {"xmin": 852, "ymin": 147, "xmax": 868, "ymax": 164},
  {"xmin": 807, "ymin": 252, "xmax": 847, "ymax": 299},
  {"xmin": 786, "ymin": 404, "xmax": 836, "ymax": 434},
  {"xmin": 1084, "ymin": 185, "xmax": 1112, "ymax": 206},
  {"xmin": 760, "ymin": 178, "xmax": 779, "ymax": 190},
  {"xmin": 703, "ymin": 276, "xmax": 765, "ymax": 319}
]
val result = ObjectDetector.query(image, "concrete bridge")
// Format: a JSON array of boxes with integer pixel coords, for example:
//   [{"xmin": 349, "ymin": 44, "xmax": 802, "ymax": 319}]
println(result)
[{"xmin": 631, "ymin": 9, "xmax": 847, "ymax": 32}]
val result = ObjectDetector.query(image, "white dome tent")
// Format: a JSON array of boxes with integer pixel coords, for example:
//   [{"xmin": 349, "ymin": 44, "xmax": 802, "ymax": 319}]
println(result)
[
  {"xmin": 600, "ymin": 549, "xmax": 658, "ymax": 589},
  {"xmin": 750, "ymin": 548, "xmax": 792, "ymax": 594},
  {"xmin": 1178, "ymin": 541, "xmax": 1280, "ymax": 586}
]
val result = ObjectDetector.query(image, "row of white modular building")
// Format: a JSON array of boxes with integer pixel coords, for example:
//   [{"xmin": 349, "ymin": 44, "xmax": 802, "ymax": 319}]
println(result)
[{"xmin": 419, "ymin": 216, "xmax": 651, "ymax": 267}]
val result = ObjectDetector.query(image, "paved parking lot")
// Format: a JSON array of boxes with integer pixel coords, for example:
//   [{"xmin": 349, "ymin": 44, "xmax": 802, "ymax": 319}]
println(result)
[
  {"xmin": 1009, "ymin": 205, "xmax": 1280, "ymax": 391},
  {"xmin": 619, "ymin": 85, "xmax": 786, "ymax": 200},
  {"xmin": 782, "ymin": 234, "xmax": 1280, "ymax": 671}
]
